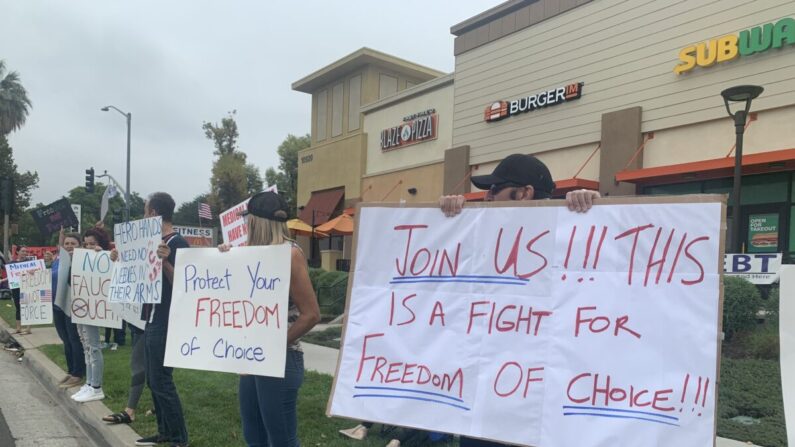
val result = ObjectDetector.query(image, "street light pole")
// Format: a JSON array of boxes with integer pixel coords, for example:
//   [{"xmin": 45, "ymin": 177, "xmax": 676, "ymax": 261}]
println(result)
[
  {"xmin": 720, "ymin": 85, "xmax": 764, "ymax": 253},
  {"xmin": 102, "ymin": 105, "xmax": 132, "ymax": 222}
]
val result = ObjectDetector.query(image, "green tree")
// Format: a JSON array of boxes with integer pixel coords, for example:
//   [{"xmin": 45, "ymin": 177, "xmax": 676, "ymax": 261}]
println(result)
[
  {"xmin": 202, "ymin": 110, "xmax": 240, "ymax": 157},
  {"xmin": 245, "ymin": 163, "xmax": 263, "ymax": 195},
  {"xmin": 265, "ymin": 134, "xmax": 309, "ymax": 217},
  {"xmin": 0, "ymin": 135, "xmax": 39, "ymax": 220},
  {"xmin": 173, "ymin": 193, "xmax": 211, "ymax": 226},
  {"xmin": 204, "ymin": 111, "xmax": 258, "ymax": 211},
  {"xmin": 0, "ymin": 60, "xmax": 32, "ymax": 135}
]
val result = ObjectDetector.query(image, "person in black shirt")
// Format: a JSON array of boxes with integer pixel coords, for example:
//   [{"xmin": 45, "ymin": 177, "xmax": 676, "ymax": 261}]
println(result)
[{"xmin": 132, "ymin": 192, "xmax": 190, "ymax": 447}]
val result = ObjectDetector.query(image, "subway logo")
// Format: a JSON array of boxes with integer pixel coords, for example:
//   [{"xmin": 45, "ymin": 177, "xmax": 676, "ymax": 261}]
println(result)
[
  {"xmin": 484, "ymin": 82, "xmax": 584, "ymax": 122},
  {"xmin": 675, "ymin": 17, "xmax": 795, "ymax": 75}
]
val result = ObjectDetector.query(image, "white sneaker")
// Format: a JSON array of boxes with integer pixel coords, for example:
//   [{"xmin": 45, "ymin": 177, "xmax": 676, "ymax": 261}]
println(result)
[
  {"xmin": 74, "ymin": 386, "xmax": 105, "ymax": 403},
  {"xmin": 339, "ymin": 424, "xmax": 369, "ymax": 440},
  {"xmin": 70, "ymin": 384, "xmax": 91, "ymax": 401},
  {"xmin": 385, "ymin": 440, "xmax": 401, "ymax": 447}
]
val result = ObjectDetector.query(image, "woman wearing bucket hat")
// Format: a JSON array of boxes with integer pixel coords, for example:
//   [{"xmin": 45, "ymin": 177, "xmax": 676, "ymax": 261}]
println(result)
[{"xmin": 218, "ymin": 191, "xmax": 321, "ymax": 447}]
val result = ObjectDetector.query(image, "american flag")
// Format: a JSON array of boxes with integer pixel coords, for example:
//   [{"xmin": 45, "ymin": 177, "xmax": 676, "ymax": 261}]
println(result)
[
  {"xmin": 198, "ymin": 202, "xmax": 213, "ymax": 220},
  {"xmin": 40, "ymin": 289, "xmax": 52, "ymax": 302}
]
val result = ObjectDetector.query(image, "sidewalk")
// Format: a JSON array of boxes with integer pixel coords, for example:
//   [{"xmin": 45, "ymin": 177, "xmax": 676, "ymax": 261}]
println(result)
[{"xmin": 2, "ymin": 321, "xmax": 758, "ymax": 447}]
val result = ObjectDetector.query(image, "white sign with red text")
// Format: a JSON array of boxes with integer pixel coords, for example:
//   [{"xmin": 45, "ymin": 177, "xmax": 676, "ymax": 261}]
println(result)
[
  {"xmin": 5, "ymin": 259, "xmax": 45, "ymax": 289},
  {"xmin": 163, "ymin": 245, "xmax": 291, "ymax": 376},
  {"xmin": 70, "ymin": 249, "xmax": 123, "ymax": 329},
  {"xmin": 219, "ymin": 185, "xmax": 277, "ymax": 247},
  {"xmin": 329, "ymin": 199, "xmax": 723, "ymax": 447}
]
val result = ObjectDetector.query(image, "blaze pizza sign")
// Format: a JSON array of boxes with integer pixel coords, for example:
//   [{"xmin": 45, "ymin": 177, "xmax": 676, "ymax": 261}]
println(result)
[
  {"xmin": 484, "ymin": 82, "xmax": 584, "ymax": 122},
  {"xmin": 380, "ymin": 109, "xmax": 438, "ymax": 152}
]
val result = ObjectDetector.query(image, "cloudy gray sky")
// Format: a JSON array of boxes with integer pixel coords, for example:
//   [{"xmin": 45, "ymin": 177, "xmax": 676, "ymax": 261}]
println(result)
[{"xmin": 2, "ymin": 0, "xmax": 502, "ymax": 207}]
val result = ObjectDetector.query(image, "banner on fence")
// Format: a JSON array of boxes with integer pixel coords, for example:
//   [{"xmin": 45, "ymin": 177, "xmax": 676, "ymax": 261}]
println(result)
[
  {"xmin": 70, "ymin": 249, "xmax": 123, "ymax": 329},
  {"xmin": 20, "ymin": 268, "xmax": 53, "ymax": 325},
  {"xmin": 109, "ymin": 216, "xmax": 163, "ymax": 303},
  {"xmin": 174, "ymin": 225, "xmax": 214, "ymax": 247},
  {"xmin": 723, "ymin": 253, "xmax": 781, "ymax": 285},
  {"xmin": 328, "ymin": 196, "xmax": 724, "ymax": 447},
  {"xmin": 163, "ymin": 245, "xmax": 291, "ymax": 376}
]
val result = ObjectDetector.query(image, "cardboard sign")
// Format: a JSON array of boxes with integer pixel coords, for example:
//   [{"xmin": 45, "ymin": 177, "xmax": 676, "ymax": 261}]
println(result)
[
  {"xmin": 219, "ymin": 185, "xmax": 277, "ymax": 247},
  {"xmin": 54, "ymin": 248, "xmax": 71, "ymax": 311},
  {"xmin": 724, "ymin": 253, "xmax": 782, "ymax": 285},
  {"xmin": 328, "ymin": 196, "xmax": 724, "ymax": 447},
  {"xmin": 30, "ymin": 198, "xmax": 79, "ymax": 237},
  {"xmin": 174, "ymin": 225, "xmax": 214, "ymax": 247},
  {"xmin": 20, "ymin": 268, "xmax": 53, "ymax": 325},
  {"xmin": 108, "ymin": 217, "xmax": 163, "ymax": 303},
  {"xmin": 164, "ymin": 245, "xmax": 291, "ymax": 376},
  {"xmin": 69, "ymin": 249, "xmax": 123, "ymax": 329},
  {"xmin": 779, "ymin": 265, "xmax": 795, "ymax": 446},
  {"xmin": 5, "ymin": 259, "xmax": 45, "ymax": 289}
]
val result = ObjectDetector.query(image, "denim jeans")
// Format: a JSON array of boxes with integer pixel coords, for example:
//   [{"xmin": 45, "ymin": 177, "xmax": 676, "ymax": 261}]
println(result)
[
  {"xmin": 239, "ymin": 350, "xmax": 304, "ymax": 447},
  {"xmin": 145, "ymin": 323, "xmax": 188, "ymax": 444},
  {"xmin": 77, "ymin": 324, "xmax": 103, "ymax": 387},
  {"xmin": 53, "ymin": 307, "xmax": 85, "ymax": 377},
  {"xmin": 127, "ymin": 326, "xmax": 146, "ymax": 410}
]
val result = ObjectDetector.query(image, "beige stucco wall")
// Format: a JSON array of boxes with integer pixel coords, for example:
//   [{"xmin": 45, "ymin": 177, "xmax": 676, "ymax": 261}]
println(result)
[
  {"xmin": 453, "ymin": 0, "xmax": 795, "ymax": 167},
  {"xmin": 363, "ymin": 83, "xmax": 453, "ymax": 176},
  {"xmin": 643, "ymin": 106, "xmax": 795, "ymax": 168},
  {"xmin": 361, "ymin": 162, "xmax": 445, "ymax": 203},
  {"xmin": 297, "ymin": 133, "xmax": 365, "ymax": 207}
]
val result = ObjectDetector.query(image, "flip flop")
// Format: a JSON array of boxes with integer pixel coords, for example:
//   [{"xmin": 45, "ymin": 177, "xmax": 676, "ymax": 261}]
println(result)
[{"xmin": 102, "ymin": 411, "xmax": 133, "ymax": 424}]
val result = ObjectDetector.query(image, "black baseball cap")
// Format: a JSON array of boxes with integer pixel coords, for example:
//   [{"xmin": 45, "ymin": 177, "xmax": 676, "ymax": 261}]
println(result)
[
  {"xmin": 471, "ymin": 154, "xmax": 555, "ymax": 198},
  {"xmin": 240, "ymin": 191, "xmax": 289, "ymax": 222}
]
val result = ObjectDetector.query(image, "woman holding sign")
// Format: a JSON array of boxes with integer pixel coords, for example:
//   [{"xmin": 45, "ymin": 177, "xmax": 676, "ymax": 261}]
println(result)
[
  {"xmin": 9, "ymin": 246, "xmax": 33, "ymax": 335},
  {"xmin": 70, "ymin": 226, "xmax": 111, "ymax": 403},
  {"xmin": 219, "ymin": 191, "xmax": 320, "ymax": 447}
]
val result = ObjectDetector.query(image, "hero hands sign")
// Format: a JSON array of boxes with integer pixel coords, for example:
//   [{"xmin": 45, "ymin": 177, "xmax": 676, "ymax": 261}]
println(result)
[
  {"xmin": 674, "ymin": 17, "xmax": 795, "ymax": 74},
  {"xmin": 484, "ymin": 82, "xmax": 584, "ymax": 122},
  {"xmin": 380, "ymin": 109, "xmax": 438, "ymax": 151}
]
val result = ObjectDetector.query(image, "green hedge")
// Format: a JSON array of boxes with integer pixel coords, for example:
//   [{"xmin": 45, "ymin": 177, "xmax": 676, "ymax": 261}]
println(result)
[
  {"xmin": 307, "ymin": 268, "xmax": 348, "ymax": 317},
  {"xmin": 723, "ymin": 276, "xmax": 762, "ymax": 340}
]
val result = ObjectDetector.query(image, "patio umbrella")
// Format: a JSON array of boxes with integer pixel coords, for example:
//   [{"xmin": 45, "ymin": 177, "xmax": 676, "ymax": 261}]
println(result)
[
  {"xmin": 314, "ymin": 213, "xmax": 354, "ymax": 236},
  {"xmin": 287, "ymin": 218, "xmax": 327, "ymax": 237}
]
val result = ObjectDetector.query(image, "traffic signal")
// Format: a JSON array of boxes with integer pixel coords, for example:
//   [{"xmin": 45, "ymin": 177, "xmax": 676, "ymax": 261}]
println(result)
[
  {"xmin": 85, "ymin": 167, "xmax": 95, "ymax": 193},
  {"xmin": 0, "ymin": 177, "xmax": 13, "ymax": 214}
]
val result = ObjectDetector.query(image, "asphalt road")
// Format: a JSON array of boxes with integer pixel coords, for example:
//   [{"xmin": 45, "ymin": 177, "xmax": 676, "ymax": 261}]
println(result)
[{"xmin": 0, "ymin": 345, "xmax": 93, "ymax": 446}]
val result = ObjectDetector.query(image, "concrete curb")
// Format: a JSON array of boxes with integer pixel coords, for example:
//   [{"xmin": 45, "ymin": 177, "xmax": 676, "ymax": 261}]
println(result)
[{"xmin": 0, "ymin": 320, "xmax": 140, "ymax": 447}]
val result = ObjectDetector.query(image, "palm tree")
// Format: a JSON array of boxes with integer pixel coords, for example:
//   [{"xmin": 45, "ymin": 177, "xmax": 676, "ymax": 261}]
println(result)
[{"xmin": 0, "ymin": 60, "xmax": 32, "ymax": 134}]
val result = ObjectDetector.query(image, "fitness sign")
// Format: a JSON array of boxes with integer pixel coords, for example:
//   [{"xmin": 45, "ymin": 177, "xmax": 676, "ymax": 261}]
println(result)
[
  {"xmin": 380, "ymin": 109, "xmax": 438, "ymax": 152},
  {"xmin": 484, "ymin": 82, "xmax": 584, "ymax": 122}
]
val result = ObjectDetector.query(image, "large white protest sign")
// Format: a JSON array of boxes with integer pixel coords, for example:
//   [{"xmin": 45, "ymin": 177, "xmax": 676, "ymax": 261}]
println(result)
[
  {"xmin": 70, "ymin": 249, "xmax": 123, "ymax": 329},
  {"xmin": 164, "ymin": 245, "xmax": 291, "ymax": 376},
  {"xmin": 329, "ymin": 196, "xmax": 724, "ymax": 447},
  {"xmin": 20, "ymin": 268, "xmax": 53, "ymax": 325},
  {"xmin": 219, "ymin": 185, "xmax": 277, "ymax": 247},
  {"xmin": 779, "ymin": 265, "xmax": 795, "ymax": 445},
  {"xmin": 109, "ymin": 216, "xmax": 163, "ymax": 303},
  {"xmin": 5, "ymin": 259, "xmax": 45, "ymax": 289},
  {"xmin": 119, "ymin": 301, "xmax": 147, "ymax": 330}
]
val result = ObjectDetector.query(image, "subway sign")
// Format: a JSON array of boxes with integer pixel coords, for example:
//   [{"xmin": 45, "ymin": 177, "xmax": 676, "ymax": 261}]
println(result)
[
  {"xmin": 675, "ymin": 17, "xmax": 795, "ymax": 75},
  {"xmin": 380, "ymin": 109, "xmax": 438, "ymax": 152},
  {"xmin": 484, "ymin": 82, "xmax": 584, "ymax": 122}
]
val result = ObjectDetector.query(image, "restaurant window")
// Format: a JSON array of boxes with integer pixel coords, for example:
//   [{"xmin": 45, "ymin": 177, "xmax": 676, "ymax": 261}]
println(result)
[
  {"xmin": 316, "ymin": 90, "xmax": 327, "ymax": 142},
  {"xmin": 644, "ymin": 182, "xmax": 701, "ymax": 196},
  {"xmin": 740, "ymin": 172, "xmax": 787, "ymax": 205}
]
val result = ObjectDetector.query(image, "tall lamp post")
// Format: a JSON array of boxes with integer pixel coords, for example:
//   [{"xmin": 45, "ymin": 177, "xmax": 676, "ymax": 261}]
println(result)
[
  {"xmin": 720, "ymin": 85, "xmax": 763, "ymax": 253},
  {"xmin": 101, "ymin": 105, "xmax": 132, "ymax": 222}
]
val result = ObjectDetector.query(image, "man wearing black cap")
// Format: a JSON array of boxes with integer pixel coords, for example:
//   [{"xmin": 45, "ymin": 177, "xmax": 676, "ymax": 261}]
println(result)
[{"xmin": 440, "ymin": 154, "xmax": 599, "ymax": 447}]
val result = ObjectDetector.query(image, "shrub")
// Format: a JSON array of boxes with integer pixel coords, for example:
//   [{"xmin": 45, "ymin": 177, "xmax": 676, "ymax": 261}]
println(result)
[
  {"xmin": 765, "ymin": 285, "xmax": 780, "ymax": 325},
  {"xmin": 723, "ymin": 276, "xmax": 762, "ymax": 340},
  {"xmin": 314, "ymin": 270, "xmax": 348, "ymax": 317}
]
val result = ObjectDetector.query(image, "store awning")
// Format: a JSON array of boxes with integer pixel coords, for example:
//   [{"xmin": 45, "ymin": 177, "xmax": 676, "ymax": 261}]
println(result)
[
  {"xmin": 463, "ymin": 178, "xmax": 600, "ymax": 201},
  {"xmin": 615, "ymin": 148, "xmax": 795, "ymax": 186},
  {"xmin": 298, "ymin": 188, "xmax": 344, "ymax": 225}
]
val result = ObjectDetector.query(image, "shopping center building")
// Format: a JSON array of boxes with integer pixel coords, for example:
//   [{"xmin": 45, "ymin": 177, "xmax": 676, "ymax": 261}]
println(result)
[{"xmin": 294, "ymin": 0, "xmax": 795, "ymax": 269}]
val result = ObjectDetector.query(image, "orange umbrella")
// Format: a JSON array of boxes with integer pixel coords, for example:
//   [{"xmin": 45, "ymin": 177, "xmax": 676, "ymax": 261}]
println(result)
[
  {"xmin": 287, "ymin": 218, "xmax": 327, "ymax": 237},
  {"xmin": 314, "ymin": 213, "xmax": 354, "ymax": 236}
]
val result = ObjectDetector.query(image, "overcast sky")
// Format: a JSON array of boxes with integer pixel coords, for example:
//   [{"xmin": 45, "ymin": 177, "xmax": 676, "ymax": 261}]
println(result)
[{"xmin": 2, "ymin": 0, "xmax": 502, "ymax": 207}]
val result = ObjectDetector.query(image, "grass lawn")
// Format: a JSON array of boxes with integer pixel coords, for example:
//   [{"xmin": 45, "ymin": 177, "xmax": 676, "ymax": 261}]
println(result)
[
  {"xmin": 39, "ymin": 343, "xmax": 456, "ymax": 446},
  {"xmin": 303, "ymin": 325, "xmax": 342, "ymax": 349}
]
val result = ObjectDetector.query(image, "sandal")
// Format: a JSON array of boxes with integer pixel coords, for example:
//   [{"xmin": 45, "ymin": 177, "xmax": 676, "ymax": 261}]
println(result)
[{"xmin": 102, "ymin": 411, "xmax": 133, "ymax": 424}]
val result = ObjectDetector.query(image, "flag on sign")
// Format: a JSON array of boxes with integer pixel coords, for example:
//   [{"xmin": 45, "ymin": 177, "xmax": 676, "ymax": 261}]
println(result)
[
  {"xmin": 40, "ymin": 289, "xmax": 52, "ymax": 302},
  {"xmin": 198, "ymin": 202, "xmax": 213, "ymax": 220}
]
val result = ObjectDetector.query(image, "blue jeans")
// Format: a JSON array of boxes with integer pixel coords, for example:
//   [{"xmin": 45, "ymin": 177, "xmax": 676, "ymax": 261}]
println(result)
[
  {"xmin": 53, "ymin": 307, "xmax": 85, "ymax": 377},
  {"xmin": 145, "ymin": 324, "xmax": 188, "ymax": 444},
  {"xmin": 77, "ymin": 324, "xmax": 103, "ymax": 387},
  {"xmin": 239, "ymin": 350, "xmax": 304, "ymax": 447}
]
